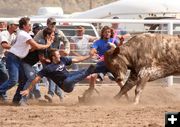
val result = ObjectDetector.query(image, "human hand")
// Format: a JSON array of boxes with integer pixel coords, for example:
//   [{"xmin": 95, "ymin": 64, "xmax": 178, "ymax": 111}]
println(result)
[
  {"xmin": 120, "ymin": 36, "xmax": 124, "ymax": 42},
  {"xmin": 46, "ymin": 36, "xmax": 54, "ymax": 46},
  {"xmin": 108, "ymin": 42, "xmax": 116, "ymax": 48},
  {"xmin": 20, "ymin": 89, "xmax": 30, "ymax": 96},
  {"xmin": 98, "ymin": 56, "xmax": 104, "ymax": 61}
]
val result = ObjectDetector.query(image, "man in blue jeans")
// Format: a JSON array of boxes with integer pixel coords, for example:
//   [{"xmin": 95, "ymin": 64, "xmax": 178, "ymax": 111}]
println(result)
[
  {"xmin": 20, "ymin": 48, "xmax": 96, "ymax": 99},
  {"xmin": 0, "ymin": 20, "xmax": 19, "ymax": 102}
]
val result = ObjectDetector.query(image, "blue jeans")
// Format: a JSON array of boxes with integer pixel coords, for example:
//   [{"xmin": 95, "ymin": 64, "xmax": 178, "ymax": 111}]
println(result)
[
  {"xmin": 30, "ymin": 84, "xmax": 41, "ymax": 99},
  {"xmin": 95, "ymin": 61, "xmax": 115, "ymax": 81},
  {"xmin": 94, "ymin": 61, "xmax": 109, "ymax": 74},
  {"xmin": 20, "ymin": 62, "xmax": 41, "ymax": 102},
  {"xmin": 48, "ymin": 78, "xmax": 63, "ymax": 98},
  {"xmin": 22, "ymin": 62, "xmax": 36, "ymax": 89},
  {"xmin": 61, "ymin": 68, "xmax": 94, "ymax": 93},
  {"xmin": 0, "ymin": 52, "xmax": 26, "ymax": 103},
  {"xmin": 32, "ymin": 64, "xmax": 42, "ymax": 98},
  {"xmin": 0, "ymin": 59, "xmax": 8, "ymax": 100}
]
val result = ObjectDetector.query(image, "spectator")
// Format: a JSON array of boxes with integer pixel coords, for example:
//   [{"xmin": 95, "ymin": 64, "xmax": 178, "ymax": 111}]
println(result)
[
  {"xmin": 70, "ymin": 25, "xmax": 97, "ymax": 70},
  {"xmin": 0, "ymin": 20, "xmax": 19, "ymax": 102},
  {"xmin": 79, "ymin": 26, "xmax": 118, "ymax": 100},
  {"xmin": 34, "ymin": 17, "xmax": 70, "ymax": 103},
  {"xmin": 34, "ymin": 17, "xmax": 70, "ymax": 54},
  {"xmin": 32, "ymin": 23, "xmax": 43, "ymax": 37},
  {"xmin": 111, "ymin": 16, "xmax": 130, "ymax": 45}
]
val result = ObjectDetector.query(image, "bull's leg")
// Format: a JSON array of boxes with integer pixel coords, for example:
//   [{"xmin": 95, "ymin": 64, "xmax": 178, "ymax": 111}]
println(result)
[
  {"xmin": 116, "ymin": 81, "xmax": 129, "ymax": 100},
  {"xmin": 134, "ymin": 76, "xmax": 149, "ymax": 105},
  {"xmin": 134, "ymin": 66, "xmax": 166, "ymax": 104},
  {"xmin": 114, "ymin": 72, "xmax": 138, "ymax": 100}
]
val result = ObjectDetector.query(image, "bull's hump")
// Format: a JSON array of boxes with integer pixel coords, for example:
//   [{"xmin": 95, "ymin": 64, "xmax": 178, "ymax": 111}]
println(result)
[
  {"xmin": 126, "ymin": 33, "xmax": 180, "ymax": 67},
  {"xmin": 133, "ymin": 33, "xmax": 180, "ymax": 51}
]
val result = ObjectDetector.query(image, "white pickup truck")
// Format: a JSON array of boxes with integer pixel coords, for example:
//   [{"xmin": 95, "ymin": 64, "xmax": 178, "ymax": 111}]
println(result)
[{"xmin": 56, "ymin": 22, "xmax": 99, "ymax": 39}]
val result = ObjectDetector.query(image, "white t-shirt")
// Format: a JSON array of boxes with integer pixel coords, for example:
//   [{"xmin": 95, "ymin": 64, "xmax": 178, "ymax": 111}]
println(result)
[
  {"xmin": 9, "ymin": 30, "xmax": 32, "ymax": 58},
  {"xmin": 0, "ymin": 31, "xmax": 16, "ymax": 58},
  {"xmin": 71, "ymin": 34, "xmax": 91, "ymax": 56}
]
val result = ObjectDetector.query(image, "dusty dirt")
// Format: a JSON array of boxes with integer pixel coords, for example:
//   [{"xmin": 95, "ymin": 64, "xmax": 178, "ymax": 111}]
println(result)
[{"xmin": 0, "ymin": 81, "xmax": 180, "ymax": 127}]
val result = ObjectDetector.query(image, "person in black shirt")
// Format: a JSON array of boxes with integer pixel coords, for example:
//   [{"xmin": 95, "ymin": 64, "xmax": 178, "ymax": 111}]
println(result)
[{"xmin": 21, "ymin": 48, "xmax": 96, "ymax": 98}]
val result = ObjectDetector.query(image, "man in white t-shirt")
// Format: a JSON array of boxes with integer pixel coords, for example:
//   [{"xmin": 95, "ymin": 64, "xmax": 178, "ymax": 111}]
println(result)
[
  {"xmin": 0, "ymin": 17, "xmax": 53, "ymax": 104},
  {"xmin": 0, "ymin": 21, "xmax": 18, "ymax": 58},
  {"xmin": 71, "ymin": 26, "xmax": 97, "ymax": 56},
  {"xmin": 0, "ymin": 21, "xmax": 19, "ymax": 101},
  {"xmin": 70, "ymin": 25, "xmax": 97, "ymax": 70}
]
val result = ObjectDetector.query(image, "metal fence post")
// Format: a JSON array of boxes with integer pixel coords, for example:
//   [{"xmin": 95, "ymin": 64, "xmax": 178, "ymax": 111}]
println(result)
[{"xmin": 166, "ymin": 22, "xmax": 173, "ymax": 86}]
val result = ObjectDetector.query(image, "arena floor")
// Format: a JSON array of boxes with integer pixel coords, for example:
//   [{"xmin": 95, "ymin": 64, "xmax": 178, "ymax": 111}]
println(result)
[{"xmin": 0, "ymin": 81, "xmax": 180, "ymax": 127}]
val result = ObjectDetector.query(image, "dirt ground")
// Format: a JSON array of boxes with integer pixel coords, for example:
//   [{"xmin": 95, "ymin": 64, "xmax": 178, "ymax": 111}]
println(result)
[{"xmin": 0, "ymin": 81, "xmax": 180, "ymax": 127}]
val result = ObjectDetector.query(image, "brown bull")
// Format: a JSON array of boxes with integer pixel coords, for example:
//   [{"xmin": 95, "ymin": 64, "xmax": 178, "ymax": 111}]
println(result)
[{"xmin": 104, "ymin": 33, "xmax": 180, "ymax": 104}]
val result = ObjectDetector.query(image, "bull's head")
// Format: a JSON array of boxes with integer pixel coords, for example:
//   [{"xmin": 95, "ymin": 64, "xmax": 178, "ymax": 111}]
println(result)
[{"xmin": 104, "ymin": 47, "xmax": 128, "ymax": 82}]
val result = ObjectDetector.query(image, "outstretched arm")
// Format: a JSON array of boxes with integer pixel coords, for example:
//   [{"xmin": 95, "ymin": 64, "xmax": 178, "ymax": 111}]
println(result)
[
  {"xmin": 72, "ymin": 48, "xmax": 98, "ymax": 63},
  {"xmin": 20, "ymin": 75, "xmax": 42, "ymax": 96},
  {"xmin": 72, "ymin": 55, "xmax": 91, "ymax": 63},
  {"xmin": 27, "ymin": 35, "xmax": 53, "ymax": 50}
]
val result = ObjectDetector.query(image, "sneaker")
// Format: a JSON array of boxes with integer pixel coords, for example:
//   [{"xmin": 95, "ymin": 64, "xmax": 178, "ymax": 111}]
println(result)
[
  {"xmin": 0, "ymin": 93, "xmax": 8, "ymax": 103},
  {"xmin": 44, "ymin": 94, "xmax": 53, "ymax": 103},
  {"xmin": 86, "ymin": 64, "xmax": 96, "ymax": 74},
  {"xmin": 96, "ymin": 73, "xmax": 104, "ymax": 82}
]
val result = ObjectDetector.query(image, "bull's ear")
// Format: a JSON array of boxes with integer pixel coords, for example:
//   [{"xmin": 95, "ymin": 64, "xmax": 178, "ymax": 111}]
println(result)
[{"xmin": 113, "ymin": 47, "xmax": 120, "ymax": 56}]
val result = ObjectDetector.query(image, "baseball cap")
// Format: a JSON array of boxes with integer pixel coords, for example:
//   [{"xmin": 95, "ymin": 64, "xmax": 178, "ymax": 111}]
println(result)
[
  {"xmin": 8, "ymin": 20, "xmax": 19, "ymax": 25},
  {"xmin": 47, "ymin": 17, "xmax": 56, "ymax": 25},
  {"xmin": 33, "ymin": 23, "xmax": 43, "ymax": 30}
]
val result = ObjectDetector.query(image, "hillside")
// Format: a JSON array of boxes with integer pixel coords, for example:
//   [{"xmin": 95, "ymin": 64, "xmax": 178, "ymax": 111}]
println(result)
[{"xmin": 0, "ymin": 0, "xmax": 117, "ymax": 17}]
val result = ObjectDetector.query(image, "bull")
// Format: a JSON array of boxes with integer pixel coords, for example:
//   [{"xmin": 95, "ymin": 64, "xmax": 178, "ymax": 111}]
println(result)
[{"xmin": 104, "ymin": 33, "xmax": 180, "ymax": 104}]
